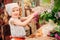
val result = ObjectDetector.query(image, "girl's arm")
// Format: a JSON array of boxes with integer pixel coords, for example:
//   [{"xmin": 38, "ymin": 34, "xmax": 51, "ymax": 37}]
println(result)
[
  {"xmin": 20, "ymin": 6, "xmax": 44, "ymax": 20},
  {"xmin": 20, "ymin": 17, "xmax": 28, "ymax": 21},
  {"xmin": 20, "ymin": 14, "xmax": 34, "ymax": 20},
  {"xmin": 13, "ymin": 6, "xmax": 43, "ymax": 26},
  {"xmin": 13, "ymin": 12, "xmax": 36, "ymax": 26}
]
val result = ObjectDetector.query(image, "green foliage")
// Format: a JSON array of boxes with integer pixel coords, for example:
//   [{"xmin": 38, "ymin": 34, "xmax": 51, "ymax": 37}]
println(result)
[
  {"xmin": 39, "ymin": 0, "xmax": 60, "ymax": 33},
  {"xmin": 39, "ymin": 0, "xmax": 60, "ymax": 24},
  {"xmin": 42, "ymin": 0, "xmax": 51, "ymax": 3},
  {"xmin": 40, "ymin": 11, "xmax": 52, "ymax": 21},
  {"xmin": 39, "ymin": 11, "xmax": 56, "ymax": 24},
  {"xmin": 50, "ymin": 33, "xmax": 55, "ymax": 37},
  {"xmin": 52, "ymin": 0, "xmax": 60, "ymax": 13},
  {"xmin": 55, "ymin": 26, "xmax": 60, "ymax": 33}
]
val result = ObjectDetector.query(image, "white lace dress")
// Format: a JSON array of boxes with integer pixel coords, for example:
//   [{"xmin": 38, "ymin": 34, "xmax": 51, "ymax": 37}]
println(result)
[{"xmin": 9, "ymin": 18, "xmax": 26, "ymax": 37}]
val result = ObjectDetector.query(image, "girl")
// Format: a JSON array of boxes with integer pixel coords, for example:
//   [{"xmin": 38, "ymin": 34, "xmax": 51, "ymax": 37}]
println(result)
[{"xmin": 5, "ymin": 3, "xmax": 42, "ymax": 40}]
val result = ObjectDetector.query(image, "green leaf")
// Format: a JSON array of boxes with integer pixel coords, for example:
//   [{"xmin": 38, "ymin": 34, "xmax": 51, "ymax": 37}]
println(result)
[
  {"xmin": 39, "ymin": 19, "xmax": 43, "ymax": 24},
  {"xmin": 40, "ymin": 13, "xmax": 45, "ymax": 18},
  {"xmin": 50, "ymin": 33, "xmax": 55, "ymax": 37},
  {"xmin": 55, "ymin": 26, "xmax": 60, "ymax": 32}
]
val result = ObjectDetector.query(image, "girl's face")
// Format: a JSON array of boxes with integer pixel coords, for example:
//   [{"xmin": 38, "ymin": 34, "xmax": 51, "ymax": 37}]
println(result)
[{"xmin": 11, "ymin": 7, "xmax": 20, "ymax": 18}]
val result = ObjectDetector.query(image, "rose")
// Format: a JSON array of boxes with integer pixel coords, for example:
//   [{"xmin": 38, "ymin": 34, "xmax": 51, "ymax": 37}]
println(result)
[{"xmin": 55, "ymin": 33, "xmax": 60, "ymax": 40}]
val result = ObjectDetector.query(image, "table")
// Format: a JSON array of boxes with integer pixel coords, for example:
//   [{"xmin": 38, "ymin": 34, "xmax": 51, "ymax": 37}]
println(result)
[{"xmin": 26, "ymin": 36, "xmax": 57, "ymax": 40}]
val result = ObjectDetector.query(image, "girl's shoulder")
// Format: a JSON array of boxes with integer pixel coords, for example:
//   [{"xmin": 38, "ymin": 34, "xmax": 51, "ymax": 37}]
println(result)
[
  {"xmin": 9, "ymin": 18, "xmax": 15, "ymax": 24},
  {"xmin": 9, "ymin": 18, "xmax": 20, "ymax": 23},
  {"xmin": 9, "ymin": 18, "xmax": 14, "ymax": 21},
  {"xmin": 9, "ymin": 18, "xmax": 18, "ymax": 25}
]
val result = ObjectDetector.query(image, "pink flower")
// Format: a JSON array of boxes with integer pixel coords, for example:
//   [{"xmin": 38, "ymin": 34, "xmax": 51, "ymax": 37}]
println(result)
[
  {"xmin": 34, "ymin": 12, "xmax": 38, "ymax": 17},
  {"xmin": 55, "ymin": 33, "xmax": 60, "ymax": 40}
]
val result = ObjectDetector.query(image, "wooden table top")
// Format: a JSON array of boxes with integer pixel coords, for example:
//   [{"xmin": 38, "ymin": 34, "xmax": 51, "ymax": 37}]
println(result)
[{"xmin": 26, "ymin": 36, "xmax": 57, "ymax": 40}]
